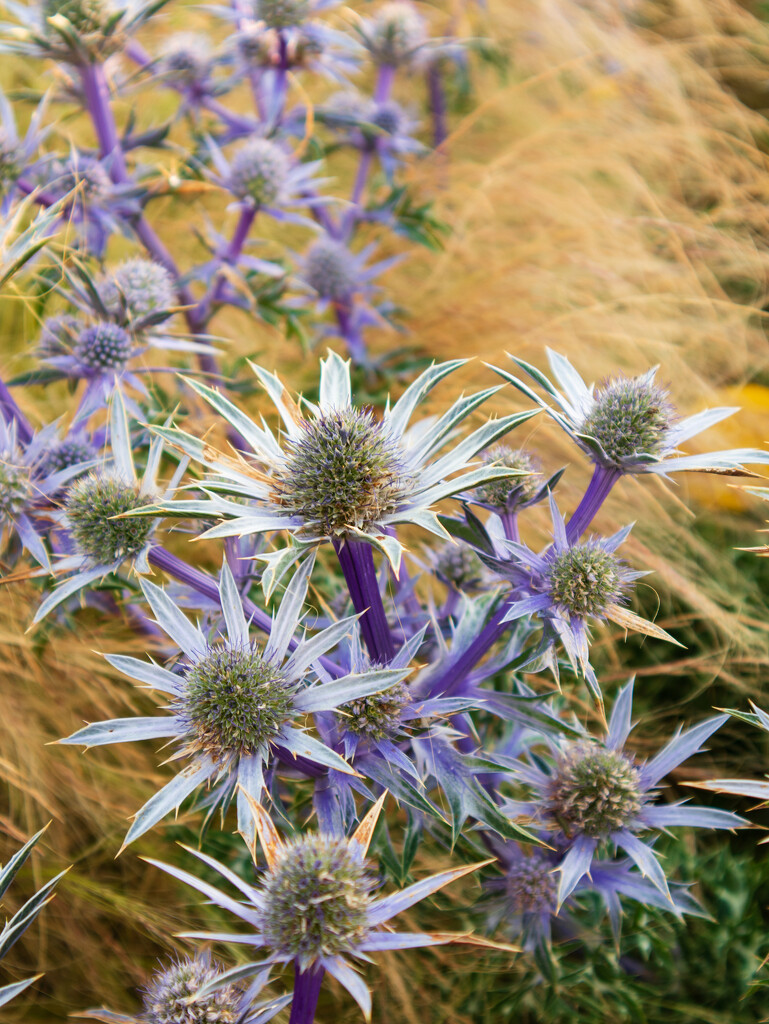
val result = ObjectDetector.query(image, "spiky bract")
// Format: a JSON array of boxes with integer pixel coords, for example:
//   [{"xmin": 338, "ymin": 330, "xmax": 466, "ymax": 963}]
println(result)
[
  {"xmin": 505, "ymin": 851, "xmax": 557, "ymax": 914},
  {"xmin": 260, "ymin": 834, "xmax": 373, "ymax": 965},
  {"xmin": 228, "ymin": 138, "xmax": 290, "ymax": 207},
  {"xmin": 547, "ymin": 744, "xmax": 642, "ymax": 839},
  {"xmin": 475, "ymin": 446, "xmax": 541, "ymax": 508},
  {"xmin": 181, "ymin": 644, "xmax": 294, "ymax": 765},
  {"xmin": 546, "ymin": 543, "xmax": 626, "ymax": 618},
  {"xmin": 75, "ymin": 323, "xmax": 133, "ymax": 371},
  {"xmin": 142, "ymin": 956, "xmax": 240, "ymax": 1024},
  {"xmin": 65, "ymin": 473, "xmax": 155, "ymax": 564},
  {"xmin": 253, "ymin": 0, "xmax": 309, "ymax": 28},
  {"xmin": 303, "ymin": 238, "xmax": 358, "ymax": 300},
  {"xmin": 340, "ymin": 680, "xmax": 409, "ymax": 740},
  {"xmin": 103, "ymin": 258, "xmax": 176, "ymax": 320},
  {"xmin": 580, "ymin": 377, "xmax": 673, "ymax": 466},
  {"xmin": 275, "ymin": 408, "xmax": 407, "ymax": 535},
  {"xmin": 0, "ymin": 131, "xmax": 23, "ymax": 194}
]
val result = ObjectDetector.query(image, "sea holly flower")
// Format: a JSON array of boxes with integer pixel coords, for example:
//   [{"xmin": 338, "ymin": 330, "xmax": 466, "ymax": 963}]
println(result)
[
  {"xmin": 355, "ymin": 1, "xmax": 428, "ymax": 68},
  {"xmin": 78, "ymin": 952, "xmax": 291, "ymax": 1023},
  {"xmin": 500, "ymin": 679, "xmax": 745, "ymax": 908},
  {"xmin": 146, "ymin": 796, "xmax": 501, "ymax": 1021},
  {"xmin": 0, "ymin": 825, "xmax": 68, "ymax": 1009},
  {"xmin": 99, "ymin": 258, "xmax": 176, "ymax": 324},
  {"xmin": 484, "ymin": 840, "xmax": 703, "ymax": 953},
  {"xmin": 482, "ymin": 494, "xmax": 680, "ymax": 705},
  {"xmin": 0, "ymin": 415, "xmax": 97, "ymax": 571},
  {"xmin": 33, "ymin": 390, "xmax": 184, "ymax": 622},
  {"xmin": 493, "ymin": 349, "xmax": 769, "ymax": 540},
  {"xmin": 60, "ymin": 556, "xmax": 411, "ymax": 847},
  {"xmin": 141, "ymin": 351, "xmax": 536, "ymax": 572},
  {"xmin": 156, "ymin": 31, "xmax": 217, "ymax": 92}
]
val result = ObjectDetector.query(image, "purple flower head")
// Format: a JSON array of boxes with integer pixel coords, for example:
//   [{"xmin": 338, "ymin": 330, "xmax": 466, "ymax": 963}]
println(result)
[
  {"xmin": 60, "ymin": 554, "xmax": 411, "ymax": 847},
  {"xmin": 501, "ymin": 679, "xmax": 746, "ymax": 908},
  {"xmin": 489, "ymin": 494, "xmax": 677, "ymax": 705},
  {"xmin": 495, "ymin": 348, "xmax": 769, "ymax": 477},
  {"xmin": 147, "ymin": 797, "xmax": 492, "ymax": 1019},
  {"xmin": 470, "ymin": 445, "xmax": 557, "ymax": 516},
  {"xmin": 485, "ymin": 839, "xmax": 703, "ymax": 952},
  {"xmin": 99, "ymin": 258, "xmax": 176, "ymax": 324},
  {"xmin": 156, "ymin": 31, "xmax": 217, "ymax": 92}
]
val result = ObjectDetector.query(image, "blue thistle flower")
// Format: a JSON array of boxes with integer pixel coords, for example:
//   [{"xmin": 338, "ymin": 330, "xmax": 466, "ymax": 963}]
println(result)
[
  {"xmin": 100, "ymin": 258, "xmax": 176, "ymax": 323},
  {"xmin": 485, "ymin": 494, "xmax": 680, "ymax": 705},
  {"xmin": 356, "ymin": 1, "xmax": 427, "ymax": 67},
  {"xmin": 501, "ymin": 679, "xmax": 746, "ymax": 907},
  {"xmin": 146, "ymin": 797, "xmax": 497, "ymax": 1019},
  {"xmin": 140, "ymin": 351, "xmax": 536, "ymax": 575},
  {"xmin": 495, "ymin": 348, "xmax": 769, "ymax": 477},
  {"xmin": 60, "ymin": 555, "xmax": 411, "ymax": 847},
  {"xmin": 75, "ymin": 322, "xmax": 134, "ymax": 371}
]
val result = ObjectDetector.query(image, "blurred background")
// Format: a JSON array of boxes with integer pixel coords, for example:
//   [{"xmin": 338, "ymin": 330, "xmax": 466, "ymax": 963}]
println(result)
[{"xmin": 4, "ymin": 0, "xmax": 769, "ymax": 1020}]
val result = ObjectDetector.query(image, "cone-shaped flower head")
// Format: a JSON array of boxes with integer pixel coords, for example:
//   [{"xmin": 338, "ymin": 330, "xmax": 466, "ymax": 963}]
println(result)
[
  {"xmin": 34, "ymin": 391, "xmax": 182, "ymax": 622},
  {"xmin": 501, "ymin": 679, "xmax": 745, "ymax": 908},
  {"xmin": 143, "ymin": 956, "xmax": 241, "ymax": 1024},
  {"xmin": 148, "ymin": 798, "xmax": 494, "ymax": 1018},
  {"xmin": 303, "ymin": 238, "xmax": 358, "ymax": 301},
  {"xmin": 34, "ymin": 438, "xmax": 96, "ymax": 479},
  {"xmin": 144, "ymin": 352, "xmax": 536, "ymax": 573},
  {"xmin": 0, "ymin": 451, "xmax": 30, "ymax": 525},
  {"xmin": 228, "ymin": 139, "xmax": 291, "ymax": 208},
  {"xmin": 490, "ymin": 495, "xmax": 671, "ymax": 704},
  {"xmin": 495, "ymin": 348, "xmax": 769, "ymax": 476},
  {"xmin": 60, "ymin": 556, "xmax": 411, "ymax": 846},
  {"xmin": 433, "ymin": 542, "xmax": 487, "ymax": 591},
  {"xmin": 504, "ymin": 849, "xmax": 557, "ymax": 914},
  {"xmin": 64, "ymin": 472, "xmax": 155, "ymax": 565},
  {"xmin": 261, "ymin": 833, "xmax": 374, "ymax": 963},
  {"xmin": 102, "ymin": 258, "xmax": 176, "ymax": 321},
  {"xmin": 546, "ymin": 743, "xmax": 642, "ymax": 839},
  {"xmin": 158, "ymin": 32, "xmax": 214, "ymax": 82},
  {"xmin": 474, "ymin": 446, "xmax": 544, "ymax": 510},
  {"xmin": 340, "ymin": 679, "xmax": 410, "ymax": 741},
  {"xmin": 74, "ymin": 322, "xmax": 134, "ymax": 371}
]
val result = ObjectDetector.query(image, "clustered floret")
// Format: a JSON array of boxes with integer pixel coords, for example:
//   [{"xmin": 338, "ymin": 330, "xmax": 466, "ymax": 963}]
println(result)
[
  {"xmin": 546, "ymin": 744, "xmax": 642, "ymax": 839},
  {"xmin": 276, "ymin": 408, "xmax": 407, "ymax": 535},
  {"xmin": 34, "ymin": 439, "xmax": 95, "ymax": 479},
  {"xmin": 365, "ymin": 1, "xmax": 426, "ymax": 65},
  {"xmin": 303, "ymin": 238, "xmax": 358, "ymax": 301},
  {"xmin": 475, "ymin": 446, "xmax": 542, "ymax": 509},
  {"xmin": 75, "ymin": 323, "xmax": 134, "ymax": 371},
  {"xmin": 181, "ymin": 644, "xmax": 295, "ymax": 764},
  {"xmin": 434, "ymin": 542, "xmax": 486, "ymax": 590},
  {"xmin": 340, "ymin": 680, "xmax": 409, "ymax": 740},
  {"xmin": 227, "ymin": 138, "xmax": 290, "ymax": 207},
  {"xmin": 142, "ymin": 956, "xmax": 241, "ymax": 1024},
  {"xmin": 505, "ymin": 852, "xmax": 558, "ymax": 914},
  {"xmin": 0, "ymin": 457, "xmax": 30, "ymax": 524},
  {"xmin": 260, "ymin": 834, "xmax": 373, "ymax": 965},
  {"xmin": 64, "ymin": 473, "xmax": 155, "ymax": 564},
  {"xmin": 580, "ymin": 377, "xmax": 673, "ymax": 465},
  {"xmin": 102, "ymin": 259, "xmax": 176, "ymax": 320},
  {"xmin": 546, "ymin": 543, "xmax": 625, "ymax": 618}
]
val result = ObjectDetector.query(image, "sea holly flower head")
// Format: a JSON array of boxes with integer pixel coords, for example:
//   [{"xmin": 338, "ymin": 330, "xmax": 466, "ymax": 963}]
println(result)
[
  {"xmin": 157, "ymin": 32, "xmax": 216, "ymax": 86},
  {"xmin": 433, "ymin": 541, "xmax": 488, "ymax": 591},
  {"xmin": 472, "ymin": 446, "xmax": 549, "ymax": 513},
  {"xmin": 142, "ymin": 955, "xmax": 242, "ymax": 1024},
  {"xmin": 489, "ymin": 494, "xmax": 675, "ymax": 704},
  {"xmin": 501, "ymin": 679, "xmax": 746, "ymax": 908},
  {"xmin": 226, "ymin": 138, "xmax": 291, "ymax": 208},
  {"xmin": 100, "ymin": 258, "xmax": 176, "ymax": 323},
  {"xmin": 143, "ymin": 351, "xmax": 536, "ymax": 572},
  {"xmin": 60, "ymin": 555, "xmax": 411, "ymax": 846},
  {"xmin": 302, "ymin": 237, "xmax": 359, "ymax": 302},
  {"xmin": 495, "ymin": 348, "xmax": 769, "ymax": 477},
  {"xmin": 74, "ymin": 322, "xmax": 134, "ymax": 371},
  {"xmin": 149, "ymin": 797, "xmax": 497, "ymax": 1018},
  {"xmin": 357, "ymin": 1, "xmax": 427, "ymax": 67},
  {"xmin": 34, "ymin": 390, "xmax": 183, "ymax": 622}
]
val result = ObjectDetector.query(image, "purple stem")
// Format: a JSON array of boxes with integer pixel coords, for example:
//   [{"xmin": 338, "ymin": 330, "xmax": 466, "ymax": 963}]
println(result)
[
  {"xmin": 333, "ymin": 537, "xmax": 395, "ymax": 664},
  {"xmin": 148, "ymin": 545, "xmax": 342, "ymax": 676},
  {"xmin": 79, "ymin": 59, "xmax": 220, "ymax": 376},
  {"xmin": 565, "ymin": 464, "xmax": 621, "ymax": 543},
  {"xmin": 374, "ymin": 63, "xmax": 395, "ymax": 103},
  {"xmin": 500, "ymin": 511, "xmax": 520, "ymax": 543},
  {"xmin": 428, "ymin": 599, "xmax": 512, "ymax": 698},
  {"xmin": 272, "ymin": 33, "xmax": 290, "ymax": 125},
  {"xmin": 195, "ymin": 206, "xmax": 256, "ymax": 325},
  {"xmin": 0, "ymin": 375, "xmax": 32, "ymax": 443},
  {"xmin": 288, "ymin": 963, "xmax": 324, "ymax": 1024},
  {"xmin": 426, "ymin": 62, "xmax": 448, "ymax": 149},
  {"xmin": 334, "ymin": 302, "xmax": 370, "ymax": 366}
]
